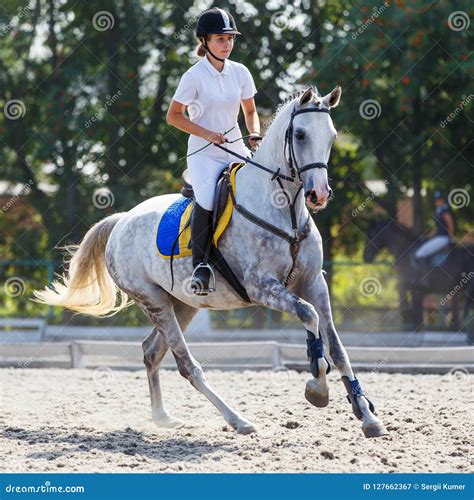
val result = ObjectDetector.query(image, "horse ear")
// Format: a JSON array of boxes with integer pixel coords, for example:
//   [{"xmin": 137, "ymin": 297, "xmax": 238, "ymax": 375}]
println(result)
[
  {"xmin": 298, "ymin": 87, "xmax": 314, "ymax": 106},
  {"xmin": 322, "ymin": 85, "xmax": 342, "ymax": 108}
]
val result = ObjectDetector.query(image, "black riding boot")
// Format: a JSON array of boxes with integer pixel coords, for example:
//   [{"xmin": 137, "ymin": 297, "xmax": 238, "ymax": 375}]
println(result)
[{"xmin": 190, "ymin": 202, "xmax": 215, "ymax": 295}]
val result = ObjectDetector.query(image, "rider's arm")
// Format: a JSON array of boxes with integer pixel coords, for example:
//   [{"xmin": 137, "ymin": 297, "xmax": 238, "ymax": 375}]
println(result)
[
  {"xmin": 442, "ymin": 212, "xmax": 454, "ymax": 237},
  {"xmin": 166, "ymin": 100, "xmax": 213, "ymax": 141},
  {"xmin": 241, "ymin": 97, "xmax": 260, "ymax": 136}
]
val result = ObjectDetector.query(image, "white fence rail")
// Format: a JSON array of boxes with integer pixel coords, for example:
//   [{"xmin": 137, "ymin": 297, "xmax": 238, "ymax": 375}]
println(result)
[
  {"xmin": 1, "ymin": 340, "xmax": 473, "ymax": 374},
  {"xmin": 0, "ymin": 318, "xmax": 46, "ymax": 342}
]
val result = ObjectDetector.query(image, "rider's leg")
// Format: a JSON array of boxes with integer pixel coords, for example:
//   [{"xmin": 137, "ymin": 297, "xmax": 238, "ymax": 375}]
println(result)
[
  {"xmin": 415, "ymin": 236, "xmax": 451, "ymax": 277},
  {"xmin": 187, "ymin": 153, "xmax": 228, "ymax": 295},
  {"xmin": 415, "ymin": 236, "xmax": 450, "ymax": 259},
  {"xmin": 190, "ymin": 202, "xmax": 214, "ymax": 294}
]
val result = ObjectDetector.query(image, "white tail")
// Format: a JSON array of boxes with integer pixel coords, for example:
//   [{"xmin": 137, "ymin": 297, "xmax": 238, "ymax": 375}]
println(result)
[{"xmin": 33, "ymin": 213, "xmax": 133, "ymax": 317}]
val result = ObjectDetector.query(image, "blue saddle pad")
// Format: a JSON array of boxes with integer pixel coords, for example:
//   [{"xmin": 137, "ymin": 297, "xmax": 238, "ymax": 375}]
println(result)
[{"xmin": 156, "ymin": 197, "xmax": 193, "ymax": 257}]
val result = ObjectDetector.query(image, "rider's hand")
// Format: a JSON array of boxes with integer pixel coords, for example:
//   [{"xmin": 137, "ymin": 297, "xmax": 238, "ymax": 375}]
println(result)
[
  {"xmin": 248, "ymin": 133, "xmax": 263, "ymax": 151},
  {"xmin": 203, "ymin": 131, "xmax": 226, "ymax": 144}
]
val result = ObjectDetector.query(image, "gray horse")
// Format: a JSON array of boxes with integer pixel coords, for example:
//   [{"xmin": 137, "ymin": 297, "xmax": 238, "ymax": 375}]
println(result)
[{"xmin": 34, "ymin": 86, "xmax": 387, "ymax": 438}]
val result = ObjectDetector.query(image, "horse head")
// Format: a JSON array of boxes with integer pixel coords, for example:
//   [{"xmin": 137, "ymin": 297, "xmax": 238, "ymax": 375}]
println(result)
[{"xmin": 290, "ymin": 85, "xmax": 341, "ymax": 210}]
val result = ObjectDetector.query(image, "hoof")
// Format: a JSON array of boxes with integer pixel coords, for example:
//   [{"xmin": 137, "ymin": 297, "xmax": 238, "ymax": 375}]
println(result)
[
  {"xmin": 237, "ymin": 423, "xmax": 257, "ymax": 435},
  {"xmin": 232, "ymin": 420, "xmax": 257, "ymax": 435},
  {"xmin": 362, "ymin": 422, "xmax": 388, "ymax": 438},
  {"xmin": 153, "ymin": 413, "xmax": 186, "ymax": 429},
  {"xmin": 305, "ymin": 379, "xmax": 329, "ymax": 407}
]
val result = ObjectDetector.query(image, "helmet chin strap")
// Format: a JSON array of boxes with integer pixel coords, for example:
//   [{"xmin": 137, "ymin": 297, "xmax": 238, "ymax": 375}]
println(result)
[{"xmin": 203, "ymin": 39, "xmax": 226, "ymax": 63}]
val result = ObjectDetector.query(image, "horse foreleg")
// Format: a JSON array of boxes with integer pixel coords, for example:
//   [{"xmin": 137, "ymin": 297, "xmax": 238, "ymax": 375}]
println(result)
[
  {"xmin": 248, "ymin": 275, "xmax": 330, "ymax": 408},
  {"xmin": 303, "ymin": 273, "xmax": 388, "ymax": 438}
]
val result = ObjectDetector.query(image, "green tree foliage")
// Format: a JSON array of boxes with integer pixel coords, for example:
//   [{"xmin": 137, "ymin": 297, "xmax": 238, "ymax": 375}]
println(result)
[
  {"xmin": 0, "ymin": 0, "xmax": 471, "ymax": 323},
  {"xmin": 311, "ymin": 0, "xmax": 473, "ymax": 234}
]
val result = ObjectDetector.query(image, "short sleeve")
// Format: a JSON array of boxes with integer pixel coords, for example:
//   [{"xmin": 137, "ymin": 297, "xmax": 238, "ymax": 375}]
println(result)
[
  {"xmin": 241, "ymin": 66, "xmax": 257, "ymax": 100},
  {"xmin": 172, "ymin": 71, "xmax": 197, "ymax": 106}
]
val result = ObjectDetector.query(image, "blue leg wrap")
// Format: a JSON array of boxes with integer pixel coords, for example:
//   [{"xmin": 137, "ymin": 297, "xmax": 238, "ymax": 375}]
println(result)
[
  {"xmin": 306, "ymin": 330, "xmax": 331, "ymax": 377},
  {"xmin": 341, "ymin": 376, "xmax": 375, "ymax": 419},
  {"xmin": 349, "ymin": 378, "xmax": 363, "ymax": 397}
]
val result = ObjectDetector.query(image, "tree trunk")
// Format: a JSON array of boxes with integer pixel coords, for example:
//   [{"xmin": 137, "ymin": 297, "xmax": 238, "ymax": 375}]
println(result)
[{"xmin": 412, "ymin": 96, "xmax": 424, "ymax": 235}]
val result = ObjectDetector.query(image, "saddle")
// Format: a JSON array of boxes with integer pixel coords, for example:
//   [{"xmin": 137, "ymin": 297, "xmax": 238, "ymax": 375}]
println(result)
[
  {"xmin": 181, "ymin": 163, "xmax": 241, "ymax": 234},
  {"xmin": 161, "ymin": 161, "xmax": 251, "ymax": 303}
]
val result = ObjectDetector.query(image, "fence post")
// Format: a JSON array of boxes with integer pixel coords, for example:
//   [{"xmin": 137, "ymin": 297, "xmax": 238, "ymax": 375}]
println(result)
[
  {"xmin": 70, "ymin": 342, "xmax": 85, "ymax": 368},
  {"xmin": 271, "ymin": 342, "xmax": 283, "ymax": 369}
]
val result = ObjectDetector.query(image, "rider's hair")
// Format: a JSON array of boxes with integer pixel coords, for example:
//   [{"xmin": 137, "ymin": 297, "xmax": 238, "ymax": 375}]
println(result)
[{"xmin": 196, "ymin": 36, "xmax": 207, "ymax": 57}]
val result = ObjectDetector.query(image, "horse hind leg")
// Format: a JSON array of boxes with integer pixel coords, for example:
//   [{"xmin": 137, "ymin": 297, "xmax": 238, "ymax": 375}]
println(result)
[
  {"xmin": 139, "ymin": 286, "xmax": 256, "ymax": 434},
  {"xmin": 142, "ymin": 299, "xmax": 199, "ymax": 429},
  {"xmin": 142, "ymin": 327, "xmax": 184, "ymax": 428}
]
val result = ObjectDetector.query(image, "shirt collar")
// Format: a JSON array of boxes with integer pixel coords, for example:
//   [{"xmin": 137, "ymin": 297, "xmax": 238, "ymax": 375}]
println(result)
[{"xmin": 202, "ymin": 54, "xmax": 230, "ymax": 77}]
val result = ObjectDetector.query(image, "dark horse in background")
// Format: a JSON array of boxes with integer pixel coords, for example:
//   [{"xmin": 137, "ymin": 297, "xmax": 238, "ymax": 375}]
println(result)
[{"xmin": 364, "ymin": 219, "xmax": 473, "ymax": 337}]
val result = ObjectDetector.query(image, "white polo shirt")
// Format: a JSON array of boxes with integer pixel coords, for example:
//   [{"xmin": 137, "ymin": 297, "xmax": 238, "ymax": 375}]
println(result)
[{"xmin": 172, "ymin": 54, "xmax": 257, "ymax": 156}]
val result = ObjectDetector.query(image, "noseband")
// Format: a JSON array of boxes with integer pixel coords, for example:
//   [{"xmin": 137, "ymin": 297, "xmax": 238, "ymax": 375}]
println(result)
[{"xmin": 284, "ymin": 104, "xmax": 331, "ymax": 181}]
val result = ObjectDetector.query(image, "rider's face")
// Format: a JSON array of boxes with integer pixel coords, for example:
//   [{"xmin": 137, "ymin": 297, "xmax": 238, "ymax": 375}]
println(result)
[{"xmin": 206, "ymin": 34, "xmax": 234, "ymax": 59}]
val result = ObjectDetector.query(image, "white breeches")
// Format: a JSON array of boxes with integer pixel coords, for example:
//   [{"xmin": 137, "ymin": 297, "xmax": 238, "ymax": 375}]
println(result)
[
  {"xmin": 415, "ymin": 235, "xmax": 451, "ymax": 259},
  {"xmin": 187, "ymin": 143, "xmax": 250, "ymax": 211}
]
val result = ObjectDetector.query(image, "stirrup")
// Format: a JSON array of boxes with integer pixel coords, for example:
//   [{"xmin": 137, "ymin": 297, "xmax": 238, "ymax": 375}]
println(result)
[{"xmin": 190, "ymin": 263, "xmax": 216, "ymax": 295}]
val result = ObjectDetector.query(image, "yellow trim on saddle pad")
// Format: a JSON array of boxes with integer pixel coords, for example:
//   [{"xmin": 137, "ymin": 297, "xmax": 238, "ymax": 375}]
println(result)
[{"xmin": 156, "ymin": 161, "xmax": 245, "ymax": 260}]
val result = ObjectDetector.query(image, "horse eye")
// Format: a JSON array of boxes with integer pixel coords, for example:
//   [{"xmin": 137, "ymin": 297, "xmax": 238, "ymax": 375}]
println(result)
[{"xmin": 295, "ymin": 131, "xmax": 305, "ymax": 141}]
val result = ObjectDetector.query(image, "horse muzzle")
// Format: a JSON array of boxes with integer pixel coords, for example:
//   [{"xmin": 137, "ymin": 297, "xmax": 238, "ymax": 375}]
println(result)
[{"xmin": 305, "ymin": 187, "xmax": 332, "ymax": 210}]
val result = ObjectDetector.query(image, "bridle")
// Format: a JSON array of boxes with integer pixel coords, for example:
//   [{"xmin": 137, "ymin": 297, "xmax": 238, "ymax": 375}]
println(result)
[
  {"xmin": 284, "ymin": 104, "xmax": 331, "ymax": 180},
  {"xmin": 214, "ymin": 102, "xmax": 332, "ymax": 184}
]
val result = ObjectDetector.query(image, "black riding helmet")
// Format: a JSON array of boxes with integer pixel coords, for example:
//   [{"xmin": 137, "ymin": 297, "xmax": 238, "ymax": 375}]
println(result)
[{"xmin": 196, "ymin": 8, "xmax": 241, "ymax": 62}]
